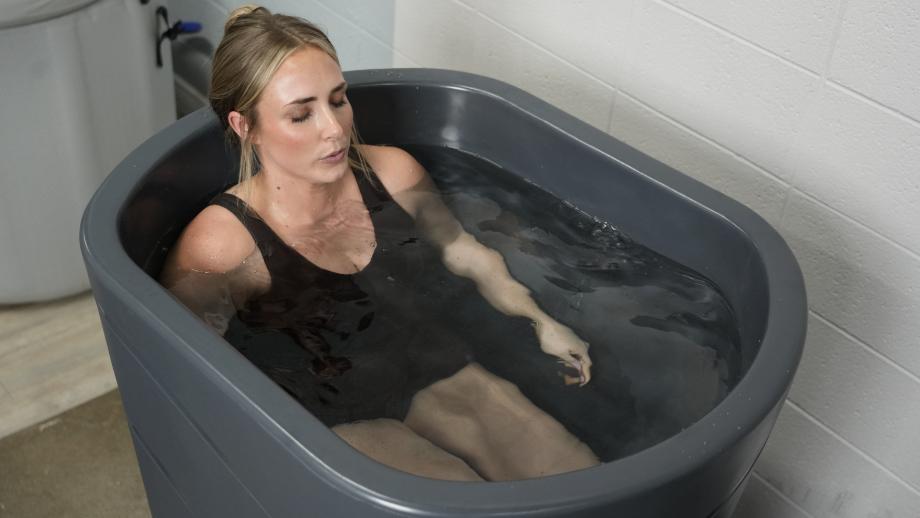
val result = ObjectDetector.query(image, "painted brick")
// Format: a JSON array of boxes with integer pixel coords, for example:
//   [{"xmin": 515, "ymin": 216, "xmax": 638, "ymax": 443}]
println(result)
[
  {"xmin": 789, "ymin": 313, "xmax": 920, "ymax": 489},
  {"xmin": 664, "ymin": 0, "xmax": 842, "ymax": 73},
  {"xmin": 784, "ymin": 83, "xmax": 920, "ymax": 255},
  {"xmin": 736, "ymin": 474, "xmax": 812, "ymax": 518},
  {"xmin": 780, "ymin": 191, "xmax": 920, "ymax": 379},
  {"xmin": 458, "ymin": 0, "xmax": 636, "ymax": 88},
  {"xmin": 392, "ymin": 51, "xmax": 420, "ymax": 68},
  {"xmin": 315, "ymin": 0, "xmax": 396, "ymax": 47},
  {"xmin": 608, "ymin": 92, "xmax": 789, "ymax": 228},
  {"xmin": 830, "ymin": 0, "xmax": 920, "ymax": 121},
  {"xmin": 623, "ymin": 1, "xmax": 821, "ymax": 180},
  {"xmin": 391, "ymin": 0, "xmax": 616, "ymax": 130},
  {"xmin": 756, "ymin": 403, "xmax": 920, "ymax": 517}
]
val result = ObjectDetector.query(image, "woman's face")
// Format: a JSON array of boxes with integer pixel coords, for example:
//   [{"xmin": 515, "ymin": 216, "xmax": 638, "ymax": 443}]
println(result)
[{"xmin": 244, "ymin": 46, "xmax": 353, "ymax": 185}]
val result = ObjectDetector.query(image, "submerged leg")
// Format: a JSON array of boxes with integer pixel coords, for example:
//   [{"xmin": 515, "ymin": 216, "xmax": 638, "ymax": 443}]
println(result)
[
  {"xmin": 404, "ymin": 363, "xmax": 600, "ymax": 481},
  {"xmin": 332, "ymin": 419, "xmax": 484, "ymax": 481}
]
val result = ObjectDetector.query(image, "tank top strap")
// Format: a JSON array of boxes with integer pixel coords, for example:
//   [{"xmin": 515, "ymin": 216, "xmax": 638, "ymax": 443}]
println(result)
[{"xmin": 208, "ymin": 192, "xmax": 287, "ymax": 261}]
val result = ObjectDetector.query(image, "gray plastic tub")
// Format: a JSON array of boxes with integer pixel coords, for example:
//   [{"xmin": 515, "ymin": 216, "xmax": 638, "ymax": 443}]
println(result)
[{"xmin": 80, "ymin": 69, "xmax": 806, "ymax": 517}]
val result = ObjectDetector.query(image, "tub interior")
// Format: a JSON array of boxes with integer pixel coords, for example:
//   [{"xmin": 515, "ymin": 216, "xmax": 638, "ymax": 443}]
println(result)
[
  {"xmin": 120, "ymin": 83, "xmax": 767, "ymax": 381},
  {"xmin": 117, "ymin": 83, "xmax": 770, "ymax": 465}
]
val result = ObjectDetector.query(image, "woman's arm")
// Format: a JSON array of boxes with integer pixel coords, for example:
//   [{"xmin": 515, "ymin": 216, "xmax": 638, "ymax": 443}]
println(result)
[
  {"xmin": 440, "ymin": 230, "xmax": 592, "ymax": 385},
  {"xmin": 158, "ymin": 205, "xmax": 264, "ymax": 336},
  {"xmin": 361, "ymin": 145, "xmax": 592, "ymax": 385}
]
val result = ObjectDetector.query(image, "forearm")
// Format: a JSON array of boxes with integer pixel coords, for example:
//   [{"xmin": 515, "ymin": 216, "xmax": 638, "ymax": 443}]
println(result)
[
  {"xmin": 440, "ymin": 231, "xmax": 550, "ymax": 324},
  {"xmin": 163, "ymin": 271, "xmax": 238, "ymax": 336}
]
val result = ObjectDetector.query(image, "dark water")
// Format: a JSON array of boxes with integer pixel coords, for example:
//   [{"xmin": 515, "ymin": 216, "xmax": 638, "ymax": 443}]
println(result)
[
  {"xmin": 409, "ymin": 145, "xmax": 742, "ymax": 459},
  {"xmin": 227, "ymin": 145, "xmax": 742, "ymax": 463}
]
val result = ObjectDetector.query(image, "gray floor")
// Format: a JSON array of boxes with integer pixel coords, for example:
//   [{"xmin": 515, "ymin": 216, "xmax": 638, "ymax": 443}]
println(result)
[
  {"xmin": 0, "ymin": 292, "xmax": 117, "ymax": 440},
  {"xmin": 0, "ymin": 390, "xmax": 151, "ymax": 518}
]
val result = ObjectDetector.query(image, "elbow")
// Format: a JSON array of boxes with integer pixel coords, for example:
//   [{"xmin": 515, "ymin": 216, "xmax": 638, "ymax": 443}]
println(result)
[{"xmin": 440, "ymin": 233, "xmax": 507, "ymax": 278}]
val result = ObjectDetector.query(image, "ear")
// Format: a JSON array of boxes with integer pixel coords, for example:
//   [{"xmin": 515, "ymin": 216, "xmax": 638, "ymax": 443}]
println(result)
[{"xmin": 227, "ymin": 111, "xmax": 257, "ymax": 143}]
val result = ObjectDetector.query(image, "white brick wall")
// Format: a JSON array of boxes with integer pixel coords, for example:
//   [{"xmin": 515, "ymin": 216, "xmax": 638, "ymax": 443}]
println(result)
[{"xmin": 169, "ymin": 0, "xmax": 920, "ymax": 514}]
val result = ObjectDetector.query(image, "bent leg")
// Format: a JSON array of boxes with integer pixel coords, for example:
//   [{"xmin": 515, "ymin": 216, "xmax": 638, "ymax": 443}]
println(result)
[
  {"xmin": 332, "ymin": 419, "xmax": 484, "ymax": 481},
  {"xmin": 404, "ymin": 363, "xmax": 600, "ymax": 481}
]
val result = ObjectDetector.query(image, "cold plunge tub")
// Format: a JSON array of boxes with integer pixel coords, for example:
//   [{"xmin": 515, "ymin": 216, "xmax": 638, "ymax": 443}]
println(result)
[{"xmin": 80, "ymin": 69, "xmax": 806, "ymax": 517}]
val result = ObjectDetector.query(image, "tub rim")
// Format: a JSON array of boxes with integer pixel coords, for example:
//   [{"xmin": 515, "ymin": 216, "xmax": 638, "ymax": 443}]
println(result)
[{"xmin": 81, "ymin": 68, "xmax": 806, "ymax": 514}]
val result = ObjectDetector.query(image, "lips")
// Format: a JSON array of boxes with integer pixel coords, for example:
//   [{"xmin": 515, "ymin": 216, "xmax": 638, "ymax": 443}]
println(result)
[{"xmin": 321, "ymin": 148, "xmax": 346, "ymax": 163}]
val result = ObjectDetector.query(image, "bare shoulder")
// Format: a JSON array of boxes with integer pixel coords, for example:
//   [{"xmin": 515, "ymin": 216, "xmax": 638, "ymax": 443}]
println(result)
[
  {"xmin": 159, "ymin": 204, "xmax": 256, "ymax": 283},
  {"xmin": 356, "ymin": 144, "xmax": 430, "ymax": 194}
]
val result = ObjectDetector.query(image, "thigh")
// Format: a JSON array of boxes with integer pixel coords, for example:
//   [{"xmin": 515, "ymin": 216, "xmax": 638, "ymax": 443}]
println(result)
[
  {"xmin": 404, "ymin": 363, "xmax": 600, "ymax": 481},
  {"xmin": 332, "ymin": 419, "xmax": 483, "ymax": 481}
]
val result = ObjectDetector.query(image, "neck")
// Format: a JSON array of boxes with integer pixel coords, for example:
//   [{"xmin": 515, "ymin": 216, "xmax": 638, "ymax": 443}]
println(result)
[{"xmin": 250, "ymin": 167, "xmax": 350, "ymax": 227}]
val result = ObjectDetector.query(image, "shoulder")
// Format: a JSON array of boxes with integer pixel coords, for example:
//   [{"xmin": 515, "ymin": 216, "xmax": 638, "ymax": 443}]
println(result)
[
  {"xmin": 356, "ymin": 144, "xmax": 428, "ymax": 194},
  {"xmin": 160, "ymin": 204, "xmax": 256, "ymax": 281}
]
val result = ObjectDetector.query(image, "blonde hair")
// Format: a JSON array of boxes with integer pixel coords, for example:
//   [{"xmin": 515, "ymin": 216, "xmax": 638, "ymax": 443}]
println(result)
[{"xmin": 210, "ymin": 5, "xmax": 369, "ymax": 199}]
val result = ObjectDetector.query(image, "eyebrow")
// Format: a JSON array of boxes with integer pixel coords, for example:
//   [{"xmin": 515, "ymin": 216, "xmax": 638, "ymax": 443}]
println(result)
[{"xmin": 284, "ymin": 82, "xmax": 347, "ymax": 106}]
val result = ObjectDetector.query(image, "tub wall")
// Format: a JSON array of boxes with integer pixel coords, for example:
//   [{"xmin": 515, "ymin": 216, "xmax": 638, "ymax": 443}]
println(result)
[{"xmin": 167, "ymin": 1, "xmax": 920, "ymax": 516}]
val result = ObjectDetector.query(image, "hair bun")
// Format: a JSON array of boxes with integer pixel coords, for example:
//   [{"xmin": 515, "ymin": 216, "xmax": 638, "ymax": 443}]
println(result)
[{"xmin": 224, "ymin": 4, "xmax": 268, "ymax": 33}]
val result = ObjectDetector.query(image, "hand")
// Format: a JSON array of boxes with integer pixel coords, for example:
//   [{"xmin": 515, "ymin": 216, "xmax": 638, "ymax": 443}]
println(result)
[{"xmin": 534, "ymin": 319, "xmax": 593, "ymax": 386}]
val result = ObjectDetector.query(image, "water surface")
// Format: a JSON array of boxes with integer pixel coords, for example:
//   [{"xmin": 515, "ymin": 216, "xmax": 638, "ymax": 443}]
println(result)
[{"xmin": 227, "ymin": 144, "xmax": 742, "ymax": 463}]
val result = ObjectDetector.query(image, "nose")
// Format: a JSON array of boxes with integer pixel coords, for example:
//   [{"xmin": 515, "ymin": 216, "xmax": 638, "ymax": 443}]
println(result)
[{"xmin": 318, "ymin": 105, "xmax": 344, "ymax": 140}]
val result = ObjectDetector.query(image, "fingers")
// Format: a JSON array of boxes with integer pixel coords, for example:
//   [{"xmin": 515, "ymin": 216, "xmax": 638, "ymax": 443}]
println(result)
[
  {"xmin": 558, "ymin": 353, "xmax": 592, "ymax": 386},
  {"xmin": 569, "ymin": 350, "xmax": 592, "ymax": 386},
  {"xmin": 537, "ymin": 321, "xmax": 593, "ymax": 386},
  {"xmin": 579, "ymin": 361, "xmax": 592, "ymax": 386}
]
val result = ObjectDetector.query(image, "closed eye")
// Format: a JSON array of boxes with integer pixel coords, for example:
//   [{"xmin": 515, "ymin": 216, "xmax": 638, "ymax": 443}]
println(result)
[{"xmin": 291, "ymin": 96, "xmax": 347, "ymax": 123}]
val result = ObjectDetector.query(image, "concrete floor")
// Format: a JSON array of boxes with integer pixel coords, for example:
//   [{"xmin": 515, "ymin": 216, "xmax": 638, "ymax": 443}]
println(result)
[
  {"xmin": 0, "ymin": 292, "xmax": 117, "ymax": 440},
  {"xmin": 0, "ymin": 390, "xmax": 151, "ymax": 518}
]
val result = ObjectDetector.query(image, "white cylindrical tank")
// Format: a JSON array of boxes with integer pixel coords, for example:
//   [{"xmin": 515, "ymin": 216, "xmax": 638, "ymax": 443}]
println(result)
[{"xmin": 0, "ymin": 0, "xmax": 176, "ymax": 303}]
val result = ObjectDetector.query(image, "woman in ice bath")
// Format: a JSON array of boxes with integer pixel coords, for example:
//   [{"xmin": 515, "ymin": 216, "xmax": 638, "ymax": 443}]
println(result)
[{"xmin": 160, "ymin": 5, "xmax": 598, "ymax": 482}]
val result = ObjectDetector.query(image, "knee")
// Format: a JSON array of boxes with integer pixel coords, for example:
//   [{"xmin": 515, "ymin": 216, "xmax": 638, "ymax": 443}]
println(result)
[{"xmin": 460, "ymin": 363, "xmax": 524, "ymax": 400}]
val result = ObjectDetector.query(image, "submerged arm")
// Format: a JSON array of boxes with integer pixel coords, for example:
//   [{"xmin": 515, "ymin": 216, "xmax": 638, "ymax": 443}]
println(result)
[
  {"xmin": 416, "ymin": 185, "xmax": 591, "ymax": 385},
  {"xmin": 158, "ymin": 205, "xmax": 263, "ymax": 336},
  {"xmin": 371, "ymin": 147, "xmax": 592, "ymax": 384},
  {"xmin": 161, "ymin": 267, "xmax": 240, "ymax": 335}
]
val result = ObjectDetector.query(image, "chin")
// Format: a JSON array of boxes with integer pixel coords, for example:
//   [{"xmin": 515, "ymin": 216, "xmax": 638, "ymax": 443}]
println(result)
[{"xmin": 314, "ymin": 162, "xmax": 350, "ymax": 184}]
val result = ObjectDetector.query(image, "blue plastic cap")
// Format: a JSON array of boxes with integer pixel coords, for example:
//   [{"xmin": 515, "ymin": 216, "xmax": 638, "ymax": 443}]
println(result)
[{"xmin": 178, "ymin": 21, "xmax": 202, "ymax": 34}]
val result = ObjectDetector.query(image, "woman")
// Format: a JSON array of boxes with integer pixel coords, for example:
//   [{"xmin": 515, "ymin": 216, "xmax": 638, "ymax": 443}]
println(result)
[{"xmin": 160, "ymin": 5, "xmax": 598, "ymax": 481}]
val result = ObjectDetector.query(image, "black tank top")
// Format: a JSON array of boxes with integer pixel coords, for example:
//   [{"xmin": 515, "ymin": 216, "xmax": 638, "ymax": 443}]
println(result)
[{"xmin": 213, "ymin": 165, "xmax": 473, "ymax": 426}]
